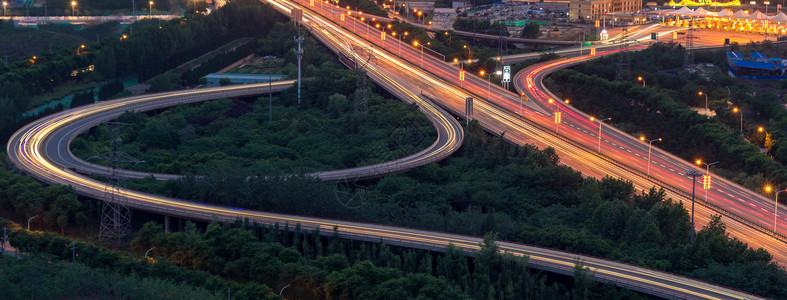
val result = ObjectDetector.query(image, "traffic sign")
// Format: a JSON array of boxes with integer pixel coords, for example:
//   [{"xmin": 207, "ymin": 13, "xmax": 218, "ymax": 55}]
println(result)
[{"xmin": 503, "ymin": 66, "xmax": 511, "ymax": 83}]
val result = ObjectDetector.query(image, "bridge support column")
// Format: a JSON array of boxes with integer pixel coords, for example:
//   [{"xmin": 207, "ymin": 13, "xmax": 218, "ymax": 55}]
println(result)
[{"xmin": 164, "ymin": 215, "xmax": 170, "ymax": 233}]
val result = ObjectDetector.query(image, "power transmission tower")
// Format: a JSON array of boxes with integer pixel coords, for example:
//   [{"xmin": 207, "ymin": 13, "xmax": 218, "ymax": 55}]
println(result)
[
  {"xmin": 295, "ymin": 34, "xmax": 304, "ymax": 108},
  {"xmin": 615, "ymin": 26, "xmax": 631, "ymax": 82},
  {"xmin": 683, "ymin": 27, "xmax": 696, "ymax": 69},
  {"xmin": 354, "ymin": 46, "xmax": 374, "ymax": 115},
  {"xmin": 92, "ymin": 122, "xmax": 143, "ymax": 242},
  {"xmin": 293, "ymin": 8, "xmax": 304, "ymax": 107}
]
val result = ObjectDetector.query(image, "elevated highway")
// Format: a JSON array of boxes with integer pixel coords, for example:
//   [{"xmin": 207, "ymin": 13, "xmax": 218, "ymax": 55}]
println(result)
[{"xmin": 4, "ymin": 0, "xmax": 774, "ymax": 298}]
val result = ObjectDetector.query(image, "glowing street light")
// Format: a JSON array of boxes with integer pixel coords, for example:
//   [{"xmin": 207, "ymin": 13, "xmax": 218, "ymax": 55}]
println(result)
[
  {"xmin": 696, "ymin": 159, "xmax": 720, "ymax": 203},
  {"xmin": 639, "ymin": 136, "xmax": 662, "ymax": 177},
  {"xmin": 637, "ymin": 76, "xmax": 645, "ymax": 87},
  {"xmin": 698, "ymin": 91, "xmax": 708, "ymax": 114},
  {"xmin": 590, "ymin": 117, "xmax": 611, "ymax": 154},
  {"xmin": 548, "ymin": 98, "xmax": 561, "ymax": 133},
  {"xmin": 759, "ymin": 126, "xmax": 773, "ymax": 153},
  {"xmin": 71, "ymin": 1, "xmax": 77, "ymax": 17},
  {"xmin": 480, "ymin": 70, "xmax": 491, "ymax": 100},
  {"xmin": 3, "ymin": 2, "xmax": 7, "ymax": 17},
  {"xmin": 149, "ymin": 1, "xmax": 154, "ymax": 18},
  {"xmin": 765, "ymin": 186, "xmax": 785, "ymax": 233},
  {"xmin": 413, "ymin": 40, "xmax": 423, "ymax": 68},
  {"xmin": 732, "ymin": 107, "xmax": 743, "ymax": 136}
]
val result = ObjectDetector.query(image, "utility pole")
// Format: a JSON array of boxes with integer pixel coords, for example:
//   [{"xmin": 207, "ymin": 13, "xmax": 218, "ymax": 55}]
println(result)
[
  {"xmin": 293, "ymin": 9, "xmax": 304, "ymax": 107},
  {"xmin": 269, "ymin": 59, "xmax": 273, "ymax": 122},
  {"xmin": 70, "ymin": 241, "xmax": 78, "ymax": 262},
  {"xmin": 295, "ymin": 34, "xmax": 304, "ymax": 107},
  {"xmin": 1, "ymin": 227, "xmax": 7, "ymax": 255}
]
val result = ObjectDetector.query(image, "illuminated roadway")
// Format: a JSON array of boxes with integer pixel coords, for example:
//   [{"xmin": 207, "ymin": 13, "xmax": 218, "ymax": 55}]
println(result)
[
  {"xmin": 3, "ymin": 0, "xmax": 772, "ymax": 298},
  {"xmin": 511, "ymin": 45, "xmax": 787, "ymax": 266},
  {"xmin": 26, "ymin": 79, "xmax": 462, "ymax": 182},
  {"xmin": 383, "ymin": 8, "xmax": 787, "ymax": 268}
]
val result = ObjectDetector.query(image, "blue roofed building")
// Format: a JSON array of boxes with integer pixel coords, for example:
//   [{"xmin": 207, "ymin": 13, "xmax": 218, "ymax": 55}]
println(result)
[
  {"xmin": 727, "ymin": 56, "xmax": 786, "ymax": 79},
  {"xmin": 749, "ymin": 52, "xmax": 768, "ymax": 63},
  {"xmin": 726, "ymin": 52, "xmax": 744, "ymax": 65}
]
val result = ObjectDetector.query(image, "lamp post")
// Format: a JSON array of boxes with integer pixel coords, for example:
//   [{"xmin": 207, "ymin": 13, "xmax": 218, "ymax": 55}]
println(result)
[
  {"xmin": 144, "ymin": 246, "xmax": 156, "ymax": 258},
  {"xmin": 698, "ymin": 91, "xmax": 708, "ymax": 114},
  {"xmin": 3, "ymin": 2, "xmax": 7, "ymax": 17},
  {"xmin": 455, "ymin": 58, "xmax": 465, "ymax": 89},
  {"xmin": 27, "ymin": 215, "xmax": 39, "ymax": 231},
  {"xmin": 696, "ymin": 159, "xmax": 720, "ymax": 203},
  {"xmin": 548, "ymin": 98, "xmax": 561, "ymax": 133},
  {"xmin": 279, "ymin": 284, "xmax": 291, "ymax": 295},
  {"xmin": 637, "ymin": 76, "xmax": 645, "ymax": 87},
  {"xmin": 733, "ymin": 107, "xmax": 743, "ymax": 136},
  {"xmin": 758, "ymin": 126, "xmax": 773, "ymax": 154},
  {"xmin": 71, "ymin": 1, "xmax": 76, "ymax": 16},
  {"xmin": 413, "ymin": 41, "xmax": 423, "ymax": 68},
  {"xmin": 685, "ymin": 170, "xmax": 703, "ymax": 244},
  {"xmin": 392, "ymin": 32, "xmax": 399, "ymax": 56},
  {"xmin": 268, "ymin": 58, "xmax": 273, "ymax": 122},
  {"xmin": 639, "ymin": 137, "xmax": 662, "ymax": 177},
  {"xmin": 480, "ymin": 70, "xmax": 490, "ymax": 100},
  {"xmin": 775, "ymin": 188, "xmax": 784, "ymax": 234},
  {"xmin": 590, "ymin": 117, "xmax": 611, "ymax": 154},
  {"xmin": 766, "ymin": 186, "xmax": 785, "ymax": 233},
  {"xmin": 149, "ymin": 1, "xmax": 153, "ymax": 18}
]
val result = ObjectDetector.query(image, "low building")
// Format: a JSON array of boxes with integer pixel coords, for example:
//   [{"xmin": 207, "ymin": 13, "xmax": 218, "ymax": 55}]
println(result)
[
  {"xmin": 726, "ymin": 52, "xmax": 787, "ymax": 79},
  {"xmin": 568, "ymin": 0, "xmax": 643, "ymax": 22},
  {"xmin": 205, "ymin": 73, "xmax": 286, "ymax": 86},
  {"xmin": 750, "ymin": 52, "xmax": 768, "ymax": 63}
]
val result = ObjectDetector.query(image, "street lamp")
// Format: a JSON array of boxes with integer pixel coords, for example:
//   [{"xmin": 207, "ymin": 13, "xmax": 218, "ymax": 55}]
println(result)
[
  {"xmin": 392, "ymin": 32, "xmax": 400, "ymax": 56},
  {"xmin": 413, "ymin": 41, "xmax": 423, "ymax": 68},
  {"xmin": 71, "ymin": 1, "xmax": 76, "ymax": 17},
  {"xmin": 695, "ymin": 159, "xmax": 720, "ymax": 203},
  {"xmin": 758, "ymin": 126, "xmax": 773, "ymax": 153},
  {"xmin": 149, "ymin": 1, "xmax": 154, "ymax": 18},
  {"xmin": 2, "ymin": 2, "xmax": 7, "ymax": 17},
  {"xmin": 144, "ymin": 246, "xmax": 156, "ymax": 258},
  {"xmin": 732, "ymin": 107, "xmax": 743, "ymax": 136},
  {"xmin": 480, "ymin": 70, "xmax": 491, "ymax": 100},
  {"xmin": 27, "ymin": 215, "xmax": 39, "ymax": 231},
  {"xmin": 765, "ymin": 186, "xmax": 784, "ymax": 233},
  {"xmin": 685, "ymin": 170, "xmax": 704, "ymax": 245},
  {"xmin": 77, "ymin": 44, "xmax": 85, "ymax": 55},
  {"xmin": 698, "ymin": 91, "xmax": 708, "ymax": 114},
  {"xmin": 637, "ymin": 76, "xmax": 645, "ymax": 87},
  {"xmin": 548, "ymin": 98, "xmax": 561, "ymax": 133},
  {"xmin": 455, "ymin": 58, "xmax": 465, "ymax": 89},
  {"xmin": 280, "ymin": 284, "xmax": 291, "ymax": 295},
  {"xmin": 639, "ymin": 136, "xmax": 662, "ymax": 177},
  {"xmin": 590, "ymin": 117, "xmax": 611, "ymax": 154}
]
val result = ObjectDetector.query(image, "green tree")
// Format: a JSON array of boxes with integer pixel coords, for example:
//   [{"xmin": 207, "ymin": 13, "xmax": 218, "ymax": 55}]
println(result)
[{"xmin": 521, "ymin": 22, "xmax": 541, "ymax": 39}]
